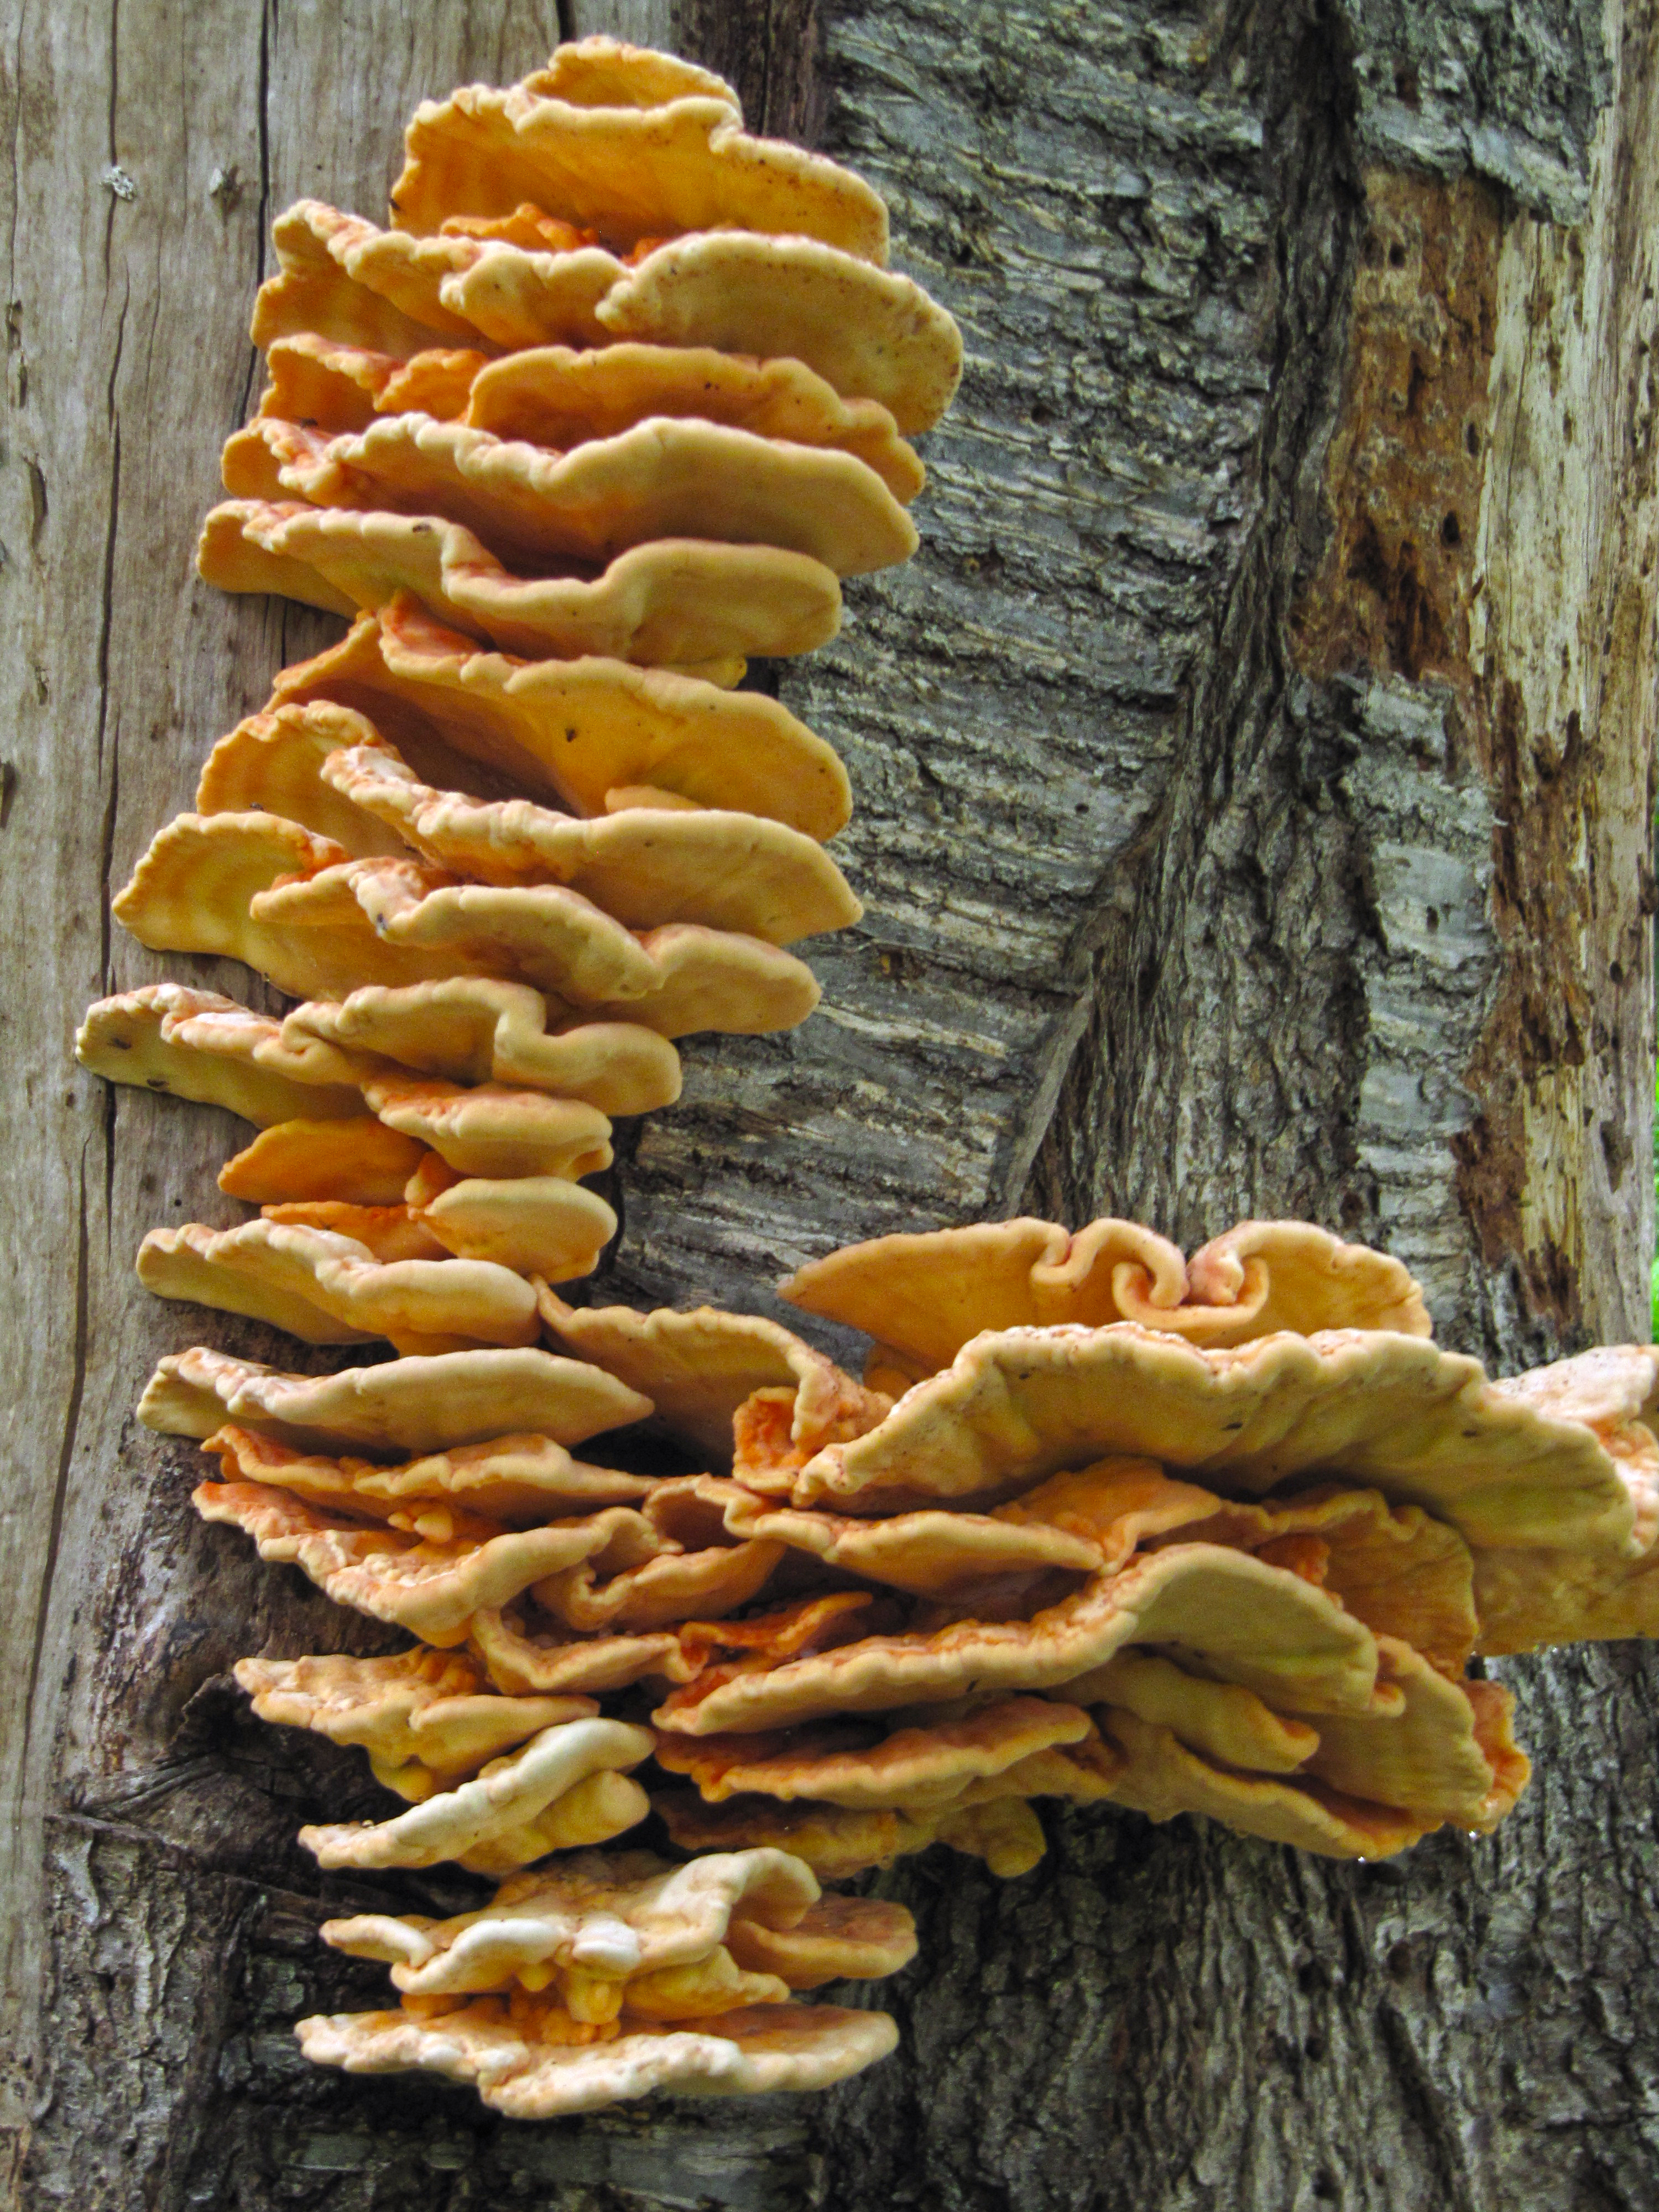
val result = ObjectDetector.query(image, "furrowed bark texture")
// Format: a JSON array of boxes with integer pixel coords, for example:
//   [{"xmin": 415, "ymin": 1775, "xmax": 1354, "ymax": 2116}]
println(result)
[{"xmin": 1, "ymin": 2, "xmax": 1656, "ymax": 2209}]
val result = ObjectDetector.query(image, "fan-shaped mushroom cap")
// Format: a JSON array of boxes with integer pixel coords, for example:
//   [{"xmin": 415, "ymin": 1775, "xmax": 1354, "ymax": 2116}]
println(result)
[
  {"xmin": 526, "ymin": 1548, "xmax": 785, "ymax": 1637},
  {"xmin": 136, "ymin": 1229, "xmax": 356, "ymax": 1346},
  {"xmin": 254, "ymin": 1202, "xmax": 447, "ymax": 1264},
  {"xmin": 470, "ymin": 1583, "xmax": 868, "ymax": 1699},
  {"xmin": 1099, "ymin": 1709, "xmax": 1433, "ymax": 1859},
  {"xmin": 1161, "ymin": 1482, "xmax": 1479, "ymax": 1673},
  {"xmin": 654, "ymin": 1786, "xmax": 1063, "ymax": 1880},
  {"xmin": 109, "ymin": 812, "xmax": 316, "ymax": 963},
  {"xmin": 323, "ymin": 744, "xmax": 860, "ymax": 944},
  {"xmin": 294, "ymin": 1997, "xmax": 898, "ymax": 2115},
  {"xmin": 194, "ymin": 1477, "xmax": 651, "ymax": 1640},
  {"xmin": 217, "ymin": 1117, "xmax": 429, "ymax": 1204},
  {"xmin": 390, "ymin": 74, "xmax": 886, "ymax": 263},
  {"xmin": 257, "ymin": 332, "xmax": 489, "ymax": 434},
  {"xmin": 653, "ymin": 1697, "xmax": 1095, "ymax": 1811},
  {"xmin": 205, "ymin": 500, "xmax": 836, "ymax": 673},
  {"xmin": 75, "ymin": 984, "xmax": 365, "ymax": 1127},
  {"xmin": 1070, "ymin": 1652, "xmax": 1318, "ymax": 1774},
  {"xmin": 597, "ymin": 233, "xmax": 962, "ymax": 434},
  {"xmin": 252, "ymin": 852, "xmax": 821, "ymax": 1035},
  {"xmin": 253, "ymin": 202, "xmax": 487, "ymax": 357},
  {"xmin": 529, "ymin": 1484, "xmax": 785, "ymax": 1636},
  {"xmin": 323, "ymin": 1845, "xmax": 821, "ymax": 1992},
  {"xmin": 353, "ymin": 1073, "xmax": 612, "ymax": 1179},
  {"xmin": 195, "ymin": 703, "xmax": 405, "ymax": 856},
  {"xmin": 523, "ymin": 37, "xmax": 739, "ymax": 110},
  {"xmin": 205, "ymin": 1422, "xmax": 651, "ymax": 1524},
  {"xmin": 1474, "ymin": 1537, "xmax": 1659, "ymax": 1656},
  {"xmin": 654, "ymin": 1793, "xmax": 937, "ymax": 1879},
  {"xmin": 253, "ymin": 328, "xmax": 922, "ymax": 495},
  {"xmin": 273, "ymin": 597, "xmax": 851, "ymax": 837},
  {"xmin": 537, "ymin": 1288, "xmax": 886, "ymax": 1465},
  {"xmin": 285, "ymin": 979, "xmax": 680, "ymax": 1113},
  {"xmin": 233, "ymin": 1647, "xmax": 595, "ymax": 1799},
  {"xmin": 533, "ymin": 1531, "xmax": 792, "ymax": 1637},
  {"xmin": 254, "ymin": 178, "xmax": 956, "ymax": 424},
  {"xmin": 139, "ymin": 1219, "xmax": 540, "ymax": 1353},
  {"xmin": 1282, "ymin": 1637, "xmax": 1527, "ymax": 1829},
  {"xmin": 252, "ymin": 200, "xmax": 617, "ymax": 357},
  {"xmin": 790, "ymin": 1324, "xmax": 1639, "ymax": 1555},
  {"xmin": 1489, "ymin": 1343, "xmax": 1659, "ymax": 1458},
  {"xmin": 654, "ymin": 1542, "xmax": 1383, "ymax": 1738},
  {"xmin": 138, "ymin": 1343, "xmax": 650, "ymax": 1453},
  {"xmin": 1091, "ymin": 1640, "xmax": 1527, "ymax": 1851},
  {"xmin": 419, "ymin": 1173, "xmax": 616, "ymax": 1280},
  {"xmin": 466, "ymin": 345, "xmax": 924, "ymax": 501},
  {"xmin": 902, "ymin": 1457, "xmax": 1476, "ymax": 1671},
  {"xmin": 298, "ymin": 1717, "xmax": 654, "ymax": 1872},
  {"xmin": 723, "ymin": 1893, "xmax": 917, "ymax": 1990},
  {"xmin": 782, "ymin": 1217, "xmax": 1432, "ymax": 1385},
  {"xmin": 468, "ymin": 1605, "xmax": 698, "ymax": 1698},
  {"xmin": 681, "ymin": 1475, "xmax": 1104, "ymax": 1595},
  {"xmin": 113, "ymin": 812, "xmax": 464, "ymax": 1000},
  {"xmin": 224, "ymin": 414, "xmax": 917, "ymax": 580},
  {"xmin": 1443, "ymin": 1345, "xmax": 1659, "ymax": 1652}
]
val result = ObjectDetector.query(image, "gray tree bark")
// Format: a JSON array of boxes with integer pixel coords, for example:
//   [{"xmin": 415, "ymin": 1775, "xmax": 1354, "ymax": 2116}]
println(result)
[{"xmin": 3, "ymin": 1, "xmax": 1657, "ymax": 2207}]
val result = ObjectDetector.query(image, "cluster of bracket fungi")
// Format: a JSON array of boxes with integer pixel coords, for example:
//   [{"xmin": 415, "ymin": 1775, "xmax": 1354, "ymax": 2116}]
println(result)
[{"xmin": 74, "ymin": 38, "xmax": 1659, "ymax": 2125}]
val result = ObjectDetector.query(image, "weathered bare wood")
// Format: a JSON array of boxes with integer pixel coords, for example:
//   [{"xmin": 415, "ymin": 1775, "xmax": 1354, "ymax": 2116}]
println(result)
[
  {"xmin": 0, "ymin": 3, "xmax": 566, "ymax": 2195},
  {"xmin": 675, "ymin": 0, "xmax": 822, "ymax": 143},
  {"xmin": 2, "ymin": 0, "xmax": 1657, "ymax": 2206},
  {"xmin": 565, "ymin": 1, "xmax": 674, "ymax": 51}
]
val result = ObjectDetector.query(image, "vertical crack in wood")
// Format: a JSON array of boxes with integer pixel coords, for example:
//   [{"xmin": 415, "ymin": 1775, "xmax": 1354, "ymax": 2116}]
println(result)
[
  {"xmin": 675, "ymin": 0, "xmax": 823, "ymax": 142},
  {"xmin": 23, "ymin": 1146, "xmax": 90, "ymax": 1772},
  {"xmin": 1027, "ymin": 0, "xmax": 1371, "ymax": 1253}
]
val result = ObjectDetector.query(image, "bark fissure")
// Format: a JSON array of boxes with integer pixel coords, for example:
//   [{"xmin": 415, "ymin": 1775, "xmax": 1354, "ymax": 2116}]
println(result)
[
  {"xmin": 22, "ymin": 1150, "xmax": 90, "ymax": 1785},
  {"xmin": 1031, "ymin": 0, "xmax": 1375, "ymax": 1252}
]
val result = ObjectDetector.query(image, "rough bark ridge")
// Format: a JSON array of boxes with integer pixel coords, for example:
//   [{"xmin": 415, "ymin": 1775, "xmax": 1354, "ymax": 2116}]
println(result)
[{"xmin": 1, "ymin": 1, "xmax": 1656, "ymax": 2208}]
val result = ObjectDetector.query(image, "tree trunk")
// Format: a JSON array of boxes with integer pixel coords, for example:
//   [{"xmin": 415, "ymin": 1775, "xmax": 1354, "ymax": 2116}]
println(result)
[{"xmin": 4, "ymin": 1, "xmax": 1657, "ymax": 2206}]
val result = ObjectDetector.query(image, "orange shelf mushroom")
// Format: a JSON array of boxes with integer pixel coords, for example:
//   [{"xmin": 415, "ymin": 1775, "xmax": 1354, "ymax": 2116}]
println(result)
[{"xmin": 79, "ymin": 25, "xmax": 1659, "ymax": 2134}]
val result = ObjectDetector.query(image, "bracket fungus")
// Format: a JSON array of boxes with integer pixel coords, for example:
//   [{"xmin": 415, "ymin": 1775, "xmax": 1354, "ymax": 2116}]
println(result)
[
  {"xmin": 270, "ymin": 594, "xmax": 853, "ymax": 834},
  {"xmin": 297, "ymin": 1840, "xmax": 905, "ymax": 2113},
  {"xmin": 462, "ymin": 344, "xmax": 926, "ymax": 499},
  {"xmin": 235, "ymin": 1647, "xmax": 598, "ymax": 1799},
  {"xmin": 217, "ymin": 1116, "xmax": 431, "ymax": 1205},
  {"xmin": 297, "ymin": 1717, "xmax": 656, "ymax": 1873},
  {"xmin": 201, "ymin": 500, "xmax": 834, "ymax": 674},
  {"xmin": 194, "ymin": 701, "xmax": 411, "ymax": 855},
  {"xmin": 537, "ymin": 1288, "xmax": 891, "ymax": 1465},
  {"xmin": 389, "ymin": 74, "xmax": 887, "ymax": 262},
  {"xmin": 321, "ymin": 1846, "xmax": 825, "ymax": 1992},
  {"xmin": 78, "ymin": 978, "xmax": 681, "ymax": 1126},
  {"xmin": 594, "ymin": 233, "xmax": 962, "ymax": 433},
  {"xmin": 75, "ymin": 983, "xmax": 367, "ymax": 1127},
  {"xmin": 294, "ymin": 1998, "xmax": 898, "ymax": 2119},
  {"xmin": 205, "ymin": 1422, "xmax": 654, "ymax": 1523},
  {"xmin": 139, "ymin": 1218, "xmax": 542, "ymax": 1353},
  {"xmin": 137, "ymin": 1344, "xmax": 649, "ymax": 1454},
  {"xmin": 782, "ymin": 1215, "xmax": 1433, "ymax": 1389},
  {"xmin": 80, "ymin": 27, "xmax": 1659, "ymax": 2133},
  {"xmin": 255, "ymin": 331, "xmax": 489, "ymax": 435},
  {"xmin": 319, "ymin": 742, "xmax": 862, "ymax": 943},
  {"xmin": 284, "ymin": 977, "xmax": 683, "ymax": 1109},
  {"xmin": 221, "ymin": 414, "xmax": 919, "ymax": 578}
]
